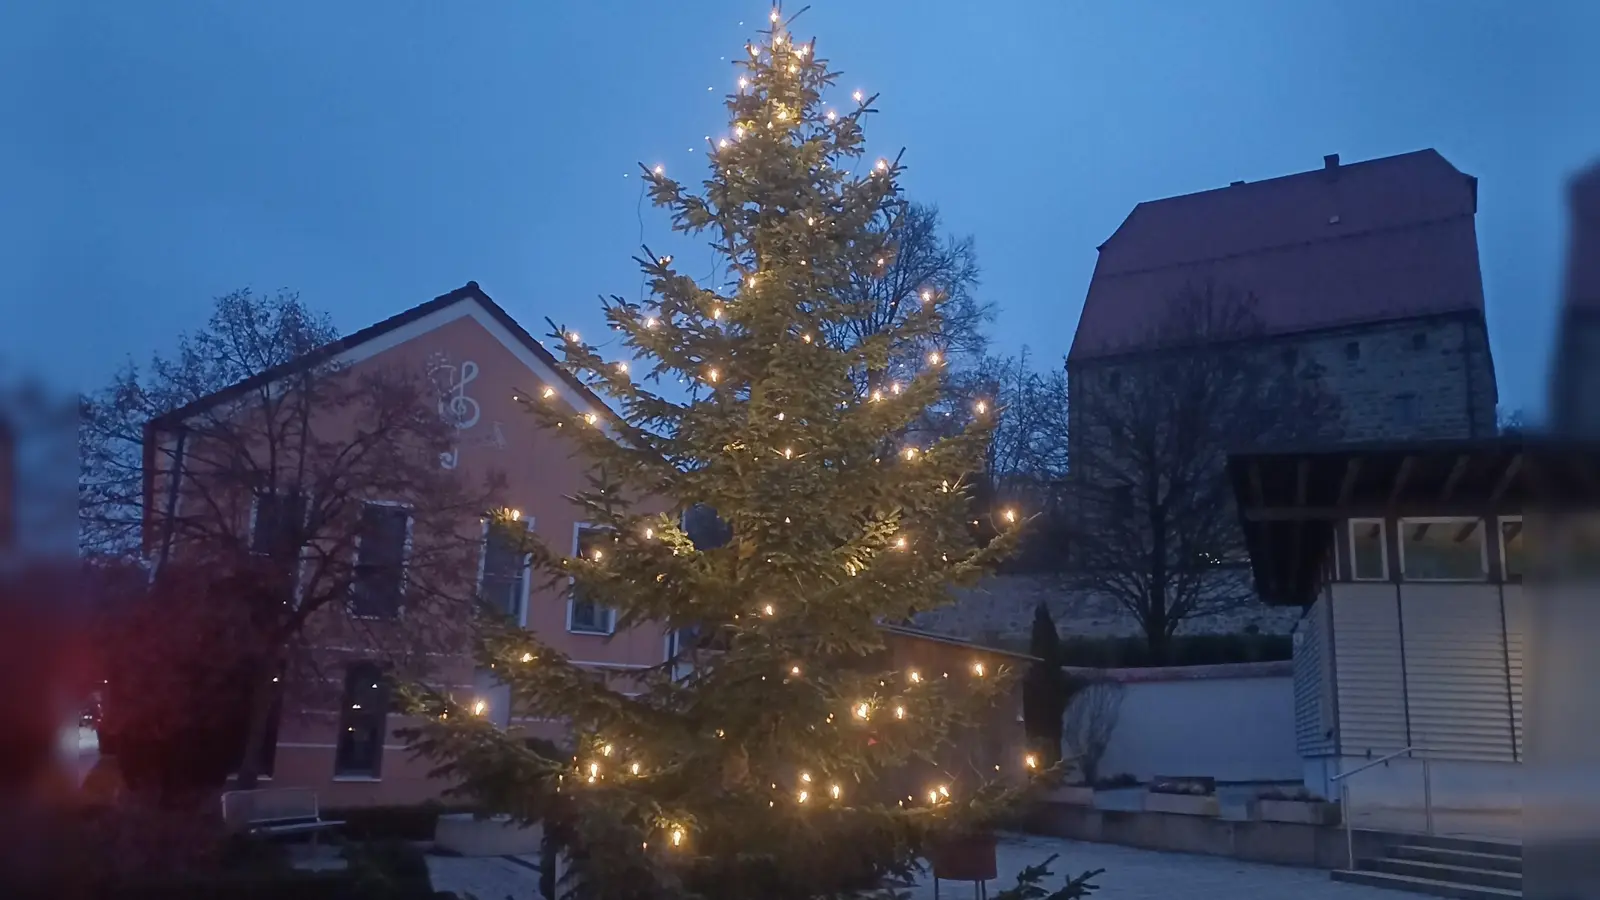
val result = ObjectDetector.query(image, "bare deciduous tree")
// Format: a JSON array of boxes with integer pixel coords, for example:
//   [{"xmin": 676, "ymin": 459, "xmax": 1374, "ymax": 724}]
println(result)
[
  {"xmin": 1062, "ymin": 677, "xmax": 1124, "ymax": 785},
  {"xmin": 80, "ymin": 289, "xmax": 502, "ymax": 788},
  {"xmin": 829, "ymin": 201, "xmax": 992, "ymax": 382},
  {"xmin": 1066, "ymin": 285, "xmax": 1341, "ymax": 661}
]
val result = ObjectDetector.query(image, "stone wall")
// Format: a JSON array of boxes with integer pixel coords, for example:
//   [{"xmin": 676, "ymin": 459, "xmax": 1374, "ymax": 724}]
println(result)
[
  {"xmin": 1294, "ymin": 315, "xmax": 1497, "ymax": 441},
  {"xmin": 914, "ymin": 573, "xmax": 1304, "ymax": 645}
]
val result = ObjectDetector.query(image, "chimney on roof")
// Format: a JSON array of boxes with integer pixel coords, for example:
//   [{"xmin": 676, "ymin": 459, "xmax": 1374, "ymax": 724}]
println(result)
[
  {"xmin": 1230, "ymin": 180, "xmax": 1246, "ymax": 187},
  {"xmin": 1323, "ymin": 154, "xmax": 1340, "ymax": 181}
]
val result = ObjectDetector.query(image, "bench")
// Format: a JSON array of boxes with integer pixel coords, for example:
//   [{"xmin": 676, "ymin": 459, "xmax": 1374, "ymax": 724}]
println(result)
[{"xmin": 221, "ymin": 788, "xmax": 344, "ymax": 845}]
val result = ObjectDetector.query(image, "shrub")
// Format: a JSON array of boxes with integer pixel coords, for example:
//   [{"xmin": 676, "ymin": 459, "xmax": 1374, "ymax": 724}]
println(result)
[{"xmin": 1055, "ymin": 633, "xmax": 1291, "ymax": 668}]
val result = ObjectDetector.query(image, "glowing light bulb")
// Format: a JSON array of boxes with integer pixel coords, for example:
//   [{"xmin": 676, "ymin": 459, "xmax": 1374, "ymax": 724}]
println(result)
[
  {"xmin": 510, "ymin": 509, "xmax": 522, "ymax": 521},
  {"xmin": 825, "ymin": 109, "xmax": 837, "ymax": 121},
  {"xmin": 895, "ymin": 536, "xmax": 907, "ymax": 549},
  {"xmin": 783, "ymin": 447, "xmax": 793, "ymax": 459},
  {"xmin": 541, "ymin": 386, "xmax": 556, "ymax": 399},
  {"xmin": 521, "ymin": 652, "xmax": 534, "ymax": 663},
  {"xmin": 671, "ymin": 827, "xmax": 684, "ymax": 846},
  {"xmin": 895, "ymin": 705, "xmax": 905, "ymax": 719},
  {"xmin": 735, "ymin": 125, "xmax": 746, "ymax": 139},
  {"xmin": 747, "ymin": 275, "xmax": 757, "ymax": 287},
  {"xmin": 903, "ymin": 447, "xmax": 917, "ymax": 460},
  {"xmin": 601, "ymin": 744, "xmax": 613, "ymax": 757},
  {"xmin": 739, "ymin": 77, "xmax": 748, "ymax": 89},
  {"xmin": 769, "ymin": 8, "xmax": 780, "ymax": 21},
  {"xmin": 855, "ymin": 702, "xmax": 870, "ymax": 719},
  {"xmin": 644, "ymin": 317, "xmax": 658, "ymax": 329},
  {"xmin": 975, "ymin": 400, "xmax": 989, "ymax": 414},
  {"xmin": 939, "ymin": 785, "xmax": 950, "ymax": 797},
  {"xmin": 830, "ymin": 784, "xmax": 841, "ymax": 799},
  {"xmin": 802, "ymin": 333, "xmax": 813, "ymax": 343},
  {"xmin": 890, "ymin": 382, "xmax": 902, "ymax": 395},
  {"xmin": 708, "ymin": 368, "xmax": 719, "ymax": 382},
  {"xmin": 788, "ymin": 64, "xmax": 798, "ymax": 74},
  {"xmin": 749, "ymin": 44, "xmax": 759, "ymax": 58},
  {"xmin": 584, "ymin": 412, "xmax": 598, "ymax": 426},
  {"xmin": 797, "ymin": 790, "xmax": 809, "ymax": 803},
  {"xmin": 791, "ymin": 665, "xmax": 801, "ymax": 676},
  {"xmin": 1003, "ymin": 508, "xmax": 1017, "ymax": 523},
  {"xmin": 653, "ymin": 165, "xmax": 664, "ymax": 175},
  {"xmin": 592, "ymin": 549, "xmax": 603, "ymax": 561},
  {"xmin": 973, "ymin": 662, "xmax": 986, "ymax": 677},
  {"xmin": 763, "ymin": 603, "xmax": 775, "ymax": 616},
  {"xmin": 928, "ymin": 789, "xmax": 940, "ymax": 804},
  {"xmin": 909, "ymin": 670, "xmax": 922, "ymax": 683},
  {"xmin": 928, "ymin": 351, "xmax": 942, "ymax": 365},
  {"xmin": 875, "ymin": 158, "xmax": 888, "ymax": 172},
  {"xmin": 798, "ymin": 43, "xmax": 810, "ymax": 57},
  {"xmin": 876, "ymin": 257, "xmax": 886, "ymax": 266},
  {"xmin": 712, "ymin": 307, "xmax": 723, "ymax": 320},
  {"xmin": 567, "ymin": 331, "xmax": 580, "ymax": 342},
  {"xmin": 718, "ymin": 138, "xmax": 729, "ymax": 149},
  {"xmin": 853, "ymin": 90, "xmax": 864, "ymax": 103},
  {"xmin": 644, "ymin": 527, "xmax": 654, "ymax": 539},
  {"xmin": 472, "ymin": 699, "xmax": 487, "ymax": 716},
  {"xmin": 801, "ymin": 772, "xmax": 812, "ymax": 782},
  {"xmin": 871, "ymin": 390, "xmax": 883, "ymax": 402},
  {"xmin": 616, "ymin": 361, "xmax": 629, "ymax": 373},
  {"xmin": 776, "ymin": 108, "xmax": 788, "ymax": 121},
  {"xmin": 630, "ymin": 762, "xmax": 640, "ymax": 775},
  {"xmin": 1025, "ymin": 753, "xmax": 1039, "ymax": 769},
  {"xmin": 921, "ymin": 290, "xmax": 933, "ymax": 303}
]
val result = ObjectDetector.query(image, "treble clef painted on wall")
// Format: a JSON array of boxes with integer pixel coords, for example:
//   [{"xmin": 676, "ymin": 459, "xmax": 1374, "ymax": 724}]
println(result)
[{"xmin": 430, "ymin": 358, "xmax": 482, "ymax": 470}]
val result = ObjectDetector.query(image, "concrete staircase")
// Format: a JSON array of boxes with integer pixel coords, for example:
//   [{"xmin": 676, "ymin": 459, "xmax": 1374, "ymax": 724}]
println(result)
[{"xmin": 1333, "ymin": 834, "xmax": 1522, "ymax": 898}]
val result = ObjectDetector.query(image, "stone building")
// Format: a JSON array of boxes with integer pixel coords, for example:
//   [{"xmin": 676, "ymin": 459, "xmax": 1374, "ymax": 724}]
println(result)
[
  {"xmin": 918, "ymin": 151, "xmax": 1502, "ymax": 649},
  {"xmin": 1068, "ymin": 149, "xmax": 1498, "ymax": 444}
]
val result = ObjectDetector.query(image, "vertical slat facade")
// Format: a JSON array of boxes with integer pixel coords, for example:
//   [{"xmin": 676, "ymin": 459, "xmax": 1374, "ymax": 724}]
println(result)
[
  {"xmin": 1330, "ymin": 585, "xmax": 1410, "ymax": 754},
  {"xmin": 1293, "ymin": 595, "xmax": 1337, "ymax": 756},
  {"xmin": 1400, "ymin": 585, "xmax": 1516, "ymax": 761}
]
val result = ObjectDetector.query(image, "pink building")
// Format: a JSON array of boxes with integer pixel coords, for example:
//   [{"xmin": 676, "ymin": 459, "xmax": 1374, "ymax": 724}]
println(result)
[{"xmin": 142, "ymin": 282, "xmax": 672, "ymax": 807}]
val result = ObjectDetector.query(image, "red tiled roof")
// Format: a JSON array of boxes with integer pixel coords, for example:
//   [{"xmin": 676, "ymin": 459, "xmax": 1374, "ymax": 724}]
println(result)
[
  {"xmin": 1069, "ymin": 150, "xmax": 1485, "ymax": 361},
  {"xmin": 1565, "ymin": 161, "xmax": 1600, "ymax": 314}
]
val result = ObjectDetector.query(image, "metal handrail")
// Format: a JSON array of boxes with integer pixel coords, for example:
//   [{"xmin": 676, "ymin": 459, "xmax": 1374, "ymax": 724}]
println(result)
[
  {"xmin": 1332, "ymin": 746, "xmax": 1435, "ymax": 869},
  {"xmin": 1330, "ymin": 745, "xmax": 1420, "ymax": 782}
]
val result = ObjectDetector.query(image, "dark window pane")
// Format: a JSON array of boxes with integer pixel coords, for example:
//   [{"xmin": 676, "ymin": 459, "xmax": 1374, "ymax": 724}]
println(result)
[
  {"xmin": 570, "ymin": 527, "xmax": 614, "ymax": 634},
  {"xmin": 1351, "ymin": 519, "xmax": 1386, "ymax": 580},
  {"xmin": 251, "ymin": 491, "xmax": 306, "ymax": 559},
  {"xmin": 1400, "ymin": 518, "xmax": 1486, "ymax": 581},
  {"xmin": 1501, "ymin": 519, "xmax": 1524, "ymax": 581},
  {"xmin": 334, "ymin": 663, "xmax": 388, "ymax": 777},
  {"xmin": 482, "ymin": 522, "xmax": 528, "ymax": 619},
  {"xmin": 352, "ymin": 504, "xmax": 408, "ymax": 618},
  {"xmin": 1345, "ymin": 341, "xmax": 1360, "ymax": 361}
]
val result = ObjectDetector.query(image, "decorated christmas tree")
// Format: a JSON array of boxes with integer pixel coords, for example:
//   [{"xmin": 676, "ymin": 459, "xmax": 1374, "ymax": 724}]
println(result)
[{"xmin": 404, "ymin": 9, "xmax": 1047, "ymax": 898}]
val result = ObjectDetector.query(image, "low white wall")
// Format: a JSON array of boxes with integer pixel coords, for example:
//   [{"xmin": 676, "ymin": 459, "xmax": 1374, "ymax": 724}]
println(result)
[{"xmin": 1069, "ymin": 662, "xmax": 1299, "ymax": 784}]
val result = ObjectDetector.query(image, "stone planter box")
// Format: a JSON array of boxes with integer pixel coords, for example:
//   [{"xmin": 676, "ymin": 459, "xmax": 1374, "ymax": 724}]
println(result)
[
  {"xmin": 1143, "ymin": 791, "xmax": 1220, "ymax": 817},
  {"xmin": 1040, "ymin": 785, "xmax": 1097, "ymax": 806},
  {"xmin": 1254, "ymin": 799, "xmax": 1341, "ymax": 826},
  {"xmin": 434, "ymin": 812, "xmax": 542, "ymax": 857}
]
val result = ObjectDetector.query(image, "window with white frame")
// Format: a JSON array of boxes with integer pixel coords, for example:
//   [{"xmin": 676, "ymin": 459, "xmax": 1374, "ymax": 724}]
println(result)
[
  {"xmin": 1348, "ymin": 518, "xmax": 1388, "ymax": 581},
  {"xmin": 1499, "ymin": 517, "xmax": 1525, "ymax": 582},
  {"xmin": 481, "ymin": 517, "xmax": 532, "ymax": 622},
  {"xmin": 569, "ymin": 524, "xmax": 616, "ymax": 634},
  {"xmin": 351, "ymin": 502, "xmax": 410, "ymax": 618},
  {"xmin": 1398, "ymin": 517, "xmax": 1488, "ymax": 581}
]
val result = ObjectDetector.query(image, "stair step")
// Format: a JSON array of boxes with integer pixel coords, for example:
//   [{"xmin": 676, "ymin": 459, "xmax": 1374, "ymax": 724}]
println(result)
[
  {"xmin": 1391, "ymin": 845, "xmax": 1523, "ymax": 874},
  {"xmin": 1391, "ymin": 834, "xmax": 1523, "ymax": 858},
  {"xmin": 1332, "ymin": 869, "xmax": 1522, "ymax": 899},
  {"xmin": 1362, "ymin": 858, "xmax": 1521, "ymax": 891}
]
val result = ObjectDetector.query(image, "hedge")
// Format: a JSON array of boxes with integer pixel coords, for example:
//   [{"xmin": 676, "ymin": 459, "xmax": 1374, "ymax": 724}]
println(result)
[
  {"xmin": 1053, "ymin": 633, "xmax": 1291, "ymax": 668},
  {"xmin": 324, "ymin": 802, "xmax": 474, "ymax": 842}
]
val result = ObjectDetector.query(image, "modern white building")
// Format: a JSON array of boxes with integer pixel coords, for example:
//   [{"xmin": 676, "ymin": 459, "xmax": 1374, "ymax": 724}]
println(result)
[{"xmin": 1229, "ymin": 439, "xmax": 1598, "ymax": 838}]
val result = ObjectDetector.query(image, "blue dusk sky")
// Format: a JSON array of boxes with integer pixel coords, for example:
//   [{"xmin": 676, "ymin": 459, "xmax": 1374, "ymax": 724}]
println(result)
[{"xmin": 4, "ymin": 0, "xmax": 1596, "ymax": 415}]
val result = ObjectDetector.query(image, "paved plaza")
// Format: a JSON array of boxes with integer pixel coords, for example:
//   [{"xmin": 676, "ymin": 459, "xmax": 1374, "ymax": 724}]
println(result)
[{"xmin": 427, "ymin": 833, "xmax": 1414, "ymax": 899}]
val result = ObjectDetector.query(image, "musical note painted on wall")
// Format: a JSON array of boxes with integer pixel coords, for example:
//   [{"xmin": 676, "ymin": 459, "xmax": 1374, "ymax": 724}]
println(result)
[{"xmin": 430, "ymin": 357, "xmax": 483, "ymax": 470}]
